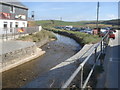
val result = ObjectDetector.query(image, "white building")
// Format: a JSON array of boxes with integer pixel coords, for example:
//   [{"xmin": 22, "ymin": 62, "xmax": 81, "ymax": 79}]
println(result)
[{"xmin": 0, "ymin": 0, "xmax": 28, "ymax": 34}]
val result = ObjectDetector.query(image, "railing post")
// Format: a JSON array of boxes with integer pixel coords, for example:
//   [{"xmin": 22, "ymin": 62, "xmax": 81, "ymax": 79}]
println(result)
[
  {"xmin": 5, "ymin": 28, "xmax": 7, "ymax": 40},
  {"xmin": 94, "ymin": 47, "xmax": 97, "ymax": 63},
  {"xmin": 81, "ymin": 67, "xmax": 83, "ymax": 88},
  {"xmin": 13, "ymin": 28, "xmax": 15, "ymax": 39},
  {"xmin": 101, "ymin": 41, "xmax": 102, "ymax": 53}
]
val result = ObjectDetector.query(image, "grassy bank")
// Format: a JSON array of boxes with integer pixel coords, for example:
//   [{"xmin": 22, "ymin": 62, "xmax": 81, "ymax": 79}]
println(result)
[
  {"xmin": 18, "ymin": 30, "xmax": 57, "ymax": 42},
  {"xmin": 44, "ymin": 27, "xmax": 101, "ymax": 46}
]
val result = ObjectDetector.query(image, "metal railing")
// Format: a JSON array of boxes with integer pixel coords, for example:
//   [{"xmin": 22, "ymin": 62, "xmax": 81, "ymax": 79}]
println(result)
[
  {"xmin": 61, "ymin": 31, "xmax": 109, "ymax": 89},
  {"xmin": 0, "ymin": 26, "xmax": 41, "ymax": 41}
]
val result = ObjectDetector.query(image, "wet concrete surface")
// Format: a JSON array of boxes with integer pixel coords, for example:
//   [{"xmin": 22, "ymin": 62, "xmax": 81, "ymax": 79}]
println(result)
[{"xmin": 2, "ymin": 33, "xmax": 81, "ymax": 88}]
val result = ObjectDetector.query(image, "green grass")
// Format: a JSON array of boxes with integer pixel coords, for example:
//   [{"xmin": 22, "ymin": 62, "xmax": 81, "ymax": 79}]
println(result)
[
  {"xmin": 34, "ymin": 19, "xmax": 117, "ymax": 28},
  {"xmin": 36, "ymin": 20, "xmax": 92, "ymax": 27},
  {"xmin": 44, "ymin": 27, "xmax": 101, "ymax": 45},
  {"xmin": 18, "ymin": 30, "xmax": 57, "ymax": 42}
]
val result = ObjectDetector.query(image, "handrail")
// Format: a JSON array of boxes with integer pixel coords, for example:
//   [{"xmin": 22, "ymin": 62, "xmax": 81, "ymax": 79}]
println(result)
[
  {"xmin": 82, "ymin": 52, "xmax": 102, "ymax": 89},
  {"xmin": 0, "ymin": 26, "xmax": 41, "ymax": 41},
  {"xmin": 61, "ymin": 31, "xmax": 109, "ymax": 89}
]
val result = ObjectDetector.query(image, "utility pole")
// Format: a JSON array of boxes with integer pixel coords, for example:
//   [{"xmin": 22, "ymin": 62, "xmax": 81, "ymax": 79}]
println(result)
[
  {"xmin": 96, "ymin": 2, "xmax": 100, "ymax": 30},
  {"xmin": 60, "ymin": 17, "xmax": 62, "ymax": 21},
  {"xmin": 31, "ymin": 11, "xmax": 35, "ymax": 20}
]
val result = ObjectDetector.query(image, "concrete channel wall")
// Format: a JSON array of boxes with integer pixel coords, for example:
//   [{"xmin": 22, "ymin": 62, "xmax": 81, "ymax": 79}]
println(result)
[{"xmin": 0, "ymin": 41, "xmax": 46, "ymax": 72}]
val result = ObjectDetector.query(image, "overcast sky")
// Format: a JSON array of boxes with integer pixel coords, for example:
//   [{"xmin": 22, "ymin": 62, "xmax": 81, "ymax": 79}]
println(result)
[{"xmin": 21, "ymin": 2, "xmax": 118, "ymax": 21}]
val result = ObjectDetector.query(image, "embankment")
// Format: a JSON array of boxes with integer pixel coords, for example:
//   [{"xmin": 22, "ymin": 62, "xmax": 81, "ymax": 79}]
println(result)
[
  {"xmin": 43, "ymin": 27, "xmax": 101, "ymax": 46},
  {"xmin": 1, "ymin": 30, "xmax": 56, "ymax": 72},
  {"xmin": 0, "ymin": 41, "xmax": 45, "ymax": 72}
]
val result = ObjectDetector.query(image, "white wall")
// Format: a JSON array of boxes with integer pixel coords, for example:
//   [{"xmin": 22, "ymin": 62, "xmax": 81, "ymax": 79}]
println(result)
[
  {"xmin": 0, "ymin": 20, "xmax": 27, "ymax": 34},
  {"xmin": 0, "ymin": 19, "xmax": 27, "ymax": 28}
]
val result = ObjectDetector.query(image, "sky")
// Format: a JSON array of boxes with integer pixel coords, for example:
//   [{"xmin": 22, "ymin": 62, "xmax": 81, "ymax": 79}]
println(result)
[{"xmin": 21, "ymin": 2, "xmax": 118, "ymax": 21}]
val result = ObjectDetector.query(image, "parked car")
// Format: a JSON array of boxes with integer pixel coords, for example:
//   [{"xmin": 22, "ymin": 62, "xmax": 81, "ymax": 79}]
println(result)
[
  {"xmin": 100, "ymin": 31, "xmax": 115, "ymax": 39},
  {"xmin": 80, "ymin": 30, "xmax": 86, "ymax": 33},
  {"xmin": 54, "ymin": 26, "xmax": 62, "ymax": 29},
  {"xmin": 65, "ymin": 27, "xmax": 71, "ymax": 30},
  {"xmin": 70, "ymin": 27, "xmax": 79, "ymax": 31},
  {"xmin": 109, "ymin": 28, "xmax": 116, "ymax": 32},
  {"xmin": 106, "ymin": 27, "xmax": 116, "ymax": 32},
  {"xmin": 100, "ymin": 31, "xmax": 107, "ymax": 37},
  {"xmin": 109, "ymin": 31, "xmax": 115, "ymax": 39},
  {"xmin": 101, "ymin": 28, "xmax": 107, "ymax": 33},
  {"xmin": 84, "ymin": 29, "xmax": 93, "ymax": 34}
]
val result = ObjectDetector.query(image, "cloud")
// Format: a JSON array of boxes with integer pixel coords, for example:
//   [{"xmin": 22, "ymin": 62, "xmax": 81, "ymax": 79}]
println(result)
[{"xmin": 107, "ymin": 14, "xmax": 118, "ymax": 19}]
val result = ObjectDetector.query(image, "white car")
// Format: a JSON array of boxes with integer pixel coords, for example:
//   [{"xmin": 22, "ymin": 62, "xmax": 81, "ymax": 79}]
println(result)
[{"xmin": 101, "ymin": 28, "xmax": 107, "ymax": 33}]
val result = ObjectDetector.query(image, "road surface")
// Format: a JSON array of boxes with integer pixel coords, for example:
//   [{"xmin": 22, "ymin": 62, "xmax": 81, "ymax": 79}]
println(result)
[{"xmin": 105, "ymin": 30, "xmax": 120, "ymax": 88}]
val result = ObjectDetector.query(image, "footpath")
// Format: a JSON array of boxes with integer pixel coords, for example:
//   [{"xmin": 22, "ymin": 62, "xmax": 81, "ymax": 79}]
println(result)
[{"xmin": 97, "ymin": 30, "xmax": 119, "ymax": 88}]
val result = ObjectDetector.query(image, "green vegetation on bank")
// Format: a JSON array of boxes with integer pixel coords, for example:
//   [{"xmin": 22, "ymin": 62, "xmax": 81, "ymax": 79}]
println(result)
[
  {"xmin": 18, "ymin": 30, "xmax": 57, "ymax": 42},
  {"xmin": 44, "ymin": 27, "xmax": 101, "ymax": 45}
]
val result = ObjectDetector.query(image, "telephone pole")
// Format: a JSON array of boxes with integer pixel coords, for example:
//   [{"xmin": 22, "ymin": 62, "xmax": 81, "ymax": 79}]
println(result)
[
  {"xmin": 31, "ymin": 11, "xmax": 35, "ymax": 20},
  {"xmin": 96, "ymin": 2, "xmax": 100, "ymax": 30},
  {"xmin": 60, "ymin": 17, "xmax": 62, "ymax": 21}
]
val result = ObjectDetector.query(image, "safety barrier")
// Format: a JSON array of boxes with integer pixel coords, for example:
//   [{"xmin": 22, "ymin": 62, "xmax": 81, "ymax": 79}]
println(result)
[
  {"xmin": 61, "ymin": 31, "xmax": 109, "ymax": 89},
  {"xmin": 0, "ymin": 26, "xmax": 42, "ymax": 41}
]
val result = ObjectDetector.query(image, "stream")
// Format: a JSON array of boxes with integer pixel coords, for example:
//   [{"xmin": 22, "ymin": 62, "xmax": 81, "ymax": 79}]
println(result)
[{"xmin": 2, "ymin": 33, "xmax": 81, "ymax": 88}]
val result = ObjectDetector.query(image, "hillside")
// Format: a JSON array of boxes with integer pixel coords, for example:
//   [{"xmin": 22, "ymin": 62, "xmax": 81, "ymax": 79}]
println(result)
[
  {"xmin": 85, "ymin": 19, "xmax": 119, "ymax": 25},
  {"xmin": 28, "ymin": 19, "xmax": 119, "ymax": 28},
  {"xmin": 36, "ymin": 20, "xmax": 88, "ymax": 26},
  {"xmin": 101, "ymin": 19, "xmax": 119, "ymax": 25}
]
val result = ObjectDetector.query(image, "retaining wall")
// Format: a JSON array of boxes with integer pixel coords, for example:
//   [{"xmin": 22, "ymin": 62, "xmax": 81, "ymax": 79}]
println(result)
[
  {"xmin": 36, "ymin": 36, "xmax": 50, "ymax": 47},
  {"xmin": 0, "ymin": 41, "xmax": 46, "ymax": 72}
]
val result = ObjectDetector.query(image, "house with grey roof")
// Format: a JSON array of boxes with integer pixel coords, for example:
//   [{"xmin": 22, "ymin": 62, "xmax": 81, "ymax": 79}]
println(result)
[{"xmin": 0, "ymin": 0, "xmax": 28, "ymax": 34}]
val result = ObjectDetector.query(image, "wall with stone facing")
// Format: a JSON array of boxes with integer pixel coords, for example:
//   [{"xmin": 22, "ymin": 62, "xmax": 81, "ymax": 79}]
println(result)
[
  {"xmin": 36, "ymin": 36, "xmax": 50, "ymax": 47},
  {"xmin": 2, "ymin": 45, "xmax": 37, "ymax": 68},
  {"xmin": 0, "ymin": 33, "xmax": 53, "ymax": 72},
  {"xmin": 0, "ymin": 40, "xmax": 47, "ymax": 72}
]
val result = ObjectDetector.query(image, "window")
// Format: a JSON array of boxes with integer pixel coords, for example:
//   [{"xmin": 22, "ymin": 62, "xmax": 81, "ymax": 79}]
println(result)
[
  {"xmin": 15, "ymin": 22, "xmax": 18, "ymax": 28},
  {"xmin": 3, "ymin": 22, "xmax": 7, "ymax": 28}
]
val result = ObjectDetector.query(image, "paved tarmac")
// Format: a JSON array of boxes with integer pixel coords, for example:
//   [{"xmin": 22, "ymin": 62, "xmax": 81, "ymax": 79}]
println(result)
[
  {"xmin": 104, "ymin": 30, "xmax": 120, "ymax": 88},
  {"xmin": 97, "ymin": 30, "xmax": 120, "ymax": 88}
]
